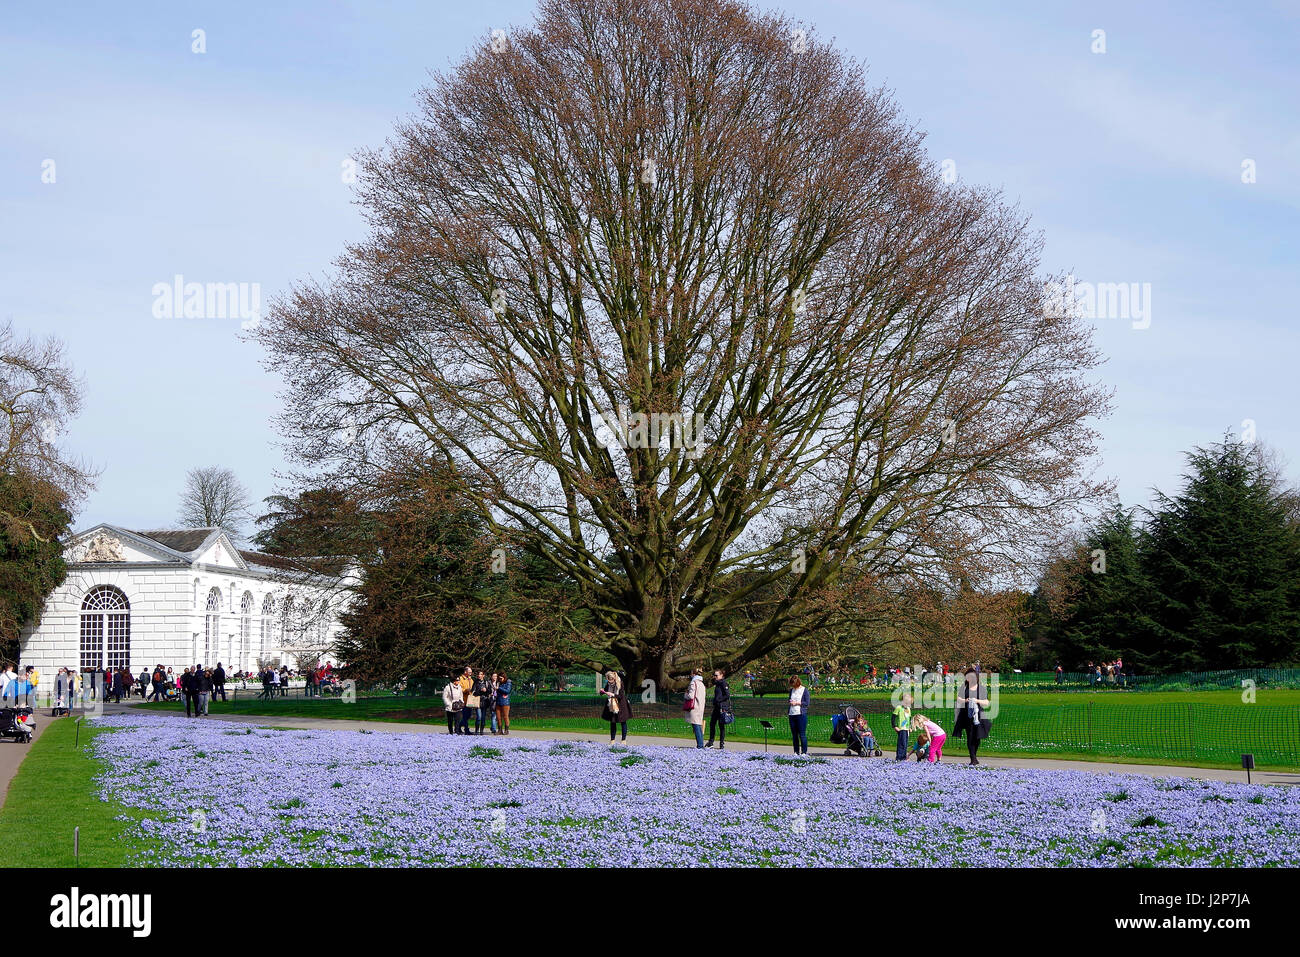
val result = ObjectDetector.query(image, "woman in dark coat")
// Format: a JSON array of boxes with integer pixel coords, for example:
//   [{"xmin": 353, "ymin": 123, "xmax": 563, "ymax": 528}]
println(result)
[
  {"xmin": 704, "ymin": 668, "xmax": 732, "ymax": 749},
  {"xmin": 953, "ymin": 668, "xmax": 992, "ymax": 765},
  {"xmin": 600, "ymin": 670, "xmax": 633, "ymax": 742}
]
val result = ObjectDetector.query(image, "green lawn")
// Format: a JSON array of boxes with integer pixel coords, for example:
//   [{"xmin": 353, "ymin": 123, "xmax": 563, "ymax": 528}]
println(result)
[{"xmin": 0, "ymin": 716, "xmax": 138, "ymax": 866}]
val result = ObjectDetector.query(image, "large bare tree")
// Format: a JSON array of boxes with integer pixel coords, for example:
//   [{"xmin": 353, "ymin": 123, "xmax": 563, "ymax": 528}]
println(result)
[
  {"xmin": 178, "ymin": 466, "xmax": 252, "ymax": 539},
  {"xmin": 259, "ymin": 0, "xmax": 1112, "ymax": 687},
  {"xmin": 1, "ymin": 320, "xmax": 95, "ymax": 538}
]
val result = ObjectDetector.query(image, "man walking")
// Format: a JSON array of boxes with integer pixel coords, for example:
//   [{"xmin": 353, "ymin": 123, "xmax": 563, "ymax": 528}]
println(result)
[{"xmin": 213, "ymin": 662, "xmax": 227, "ymax": 702}]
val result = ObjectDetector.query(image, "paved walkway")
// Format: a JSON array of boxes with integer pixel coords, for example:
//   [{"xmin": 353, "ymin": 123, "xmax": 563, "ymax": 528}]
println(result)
[
  {"xmin": 0, "ymin": 712, "xmax": 51, "ymax": 806},
  {"xmin": 108, "ymin": 701, "xmax": 1299, "ymax": 785}
]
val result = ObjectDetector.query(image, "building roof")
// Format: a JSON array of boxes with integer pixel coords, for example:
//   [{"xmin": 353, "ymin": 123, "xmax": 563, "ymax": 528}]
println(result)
[
  {"xmin": 132, "ymin": 528, "xmax": 221, "ymax": 554},
  {"xmin": 238, "ymin": 549, "xmax": 305, "ymax": 572}
]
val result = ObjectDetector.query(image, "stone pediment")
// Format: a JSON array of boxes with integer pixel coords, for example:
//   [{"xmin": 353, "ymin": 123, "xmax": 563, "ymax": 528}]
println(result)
[
  {"xmin": 76, "ymin": 532, "xmax": 125, "ymax": 563},
  {"xmin": 68, "ymin": 525, "xmax": 193, "ymax": 565}
]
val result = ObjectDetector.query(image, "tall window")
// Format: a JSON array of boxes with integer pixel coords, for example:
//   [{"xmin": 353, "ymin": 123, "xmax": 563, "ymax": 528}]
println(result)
[
  {"xmin": 81, "ymin": 586, "xmax": 130, "ymax": 671},
  {"xmin": 280, "ymin": 596, "xmax": 296, "ymax": 650},
  {"xmin": 203, "ymin": 587, "xmax": 222, "ymax": 665},
  {"xmin": 240, "ymin": 592, "xmax": 254, "ymax": 670},
  {"xmin": 260, "ymin": 595, "xmax": 276, "ymax": 660}
]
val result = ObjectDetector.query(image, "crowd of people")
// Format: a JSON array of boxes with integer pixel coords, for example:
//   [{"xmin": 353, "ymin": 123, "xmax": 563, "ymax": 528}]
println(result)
[
  {"xmin": 0, "ymin": 659, "xmax": 343, "ymax": 715},
  {"xmin": 441, "ymin": 668, "xmax": 513, "ymax": 735},
  {"xmin": 1060, "ymin": 658, "xmax": 1128, "ymax": 684}
]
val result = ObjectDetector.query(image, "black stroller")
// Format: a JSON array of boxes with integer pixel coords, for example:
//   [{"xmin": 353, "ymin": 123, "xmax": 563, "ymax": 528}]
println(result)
[
  {"xmin": 0, "ymin": 706, "xmax": 35, "ymax": 744},
  {"xmin": 830, "ymin": 705, "xmax": 882, "ymax": 757}
]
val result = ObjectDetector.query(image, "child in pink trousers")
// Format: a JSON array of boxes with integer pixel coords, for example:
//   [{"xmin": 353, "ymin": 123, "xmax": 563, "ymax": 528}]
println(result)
[{"xmin": 912, "ymin": 714, "xmax": 947, "ymax": 763}]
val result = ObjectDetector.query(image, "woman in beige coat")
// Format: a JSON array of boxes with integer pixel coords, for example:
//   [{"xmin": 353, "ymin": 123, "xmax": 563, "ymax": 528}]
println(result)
[{"xmin": 684, "ymin": 668, "xmax": 707, "ymax": 748}]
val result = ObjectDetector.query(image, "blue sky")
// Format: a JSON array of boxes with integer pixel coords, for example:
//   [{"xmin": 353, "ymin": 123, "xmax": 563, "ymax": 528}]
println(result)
[{"xmin": 2, "ymin": 0, "xmax": 1297, "ymax": 534}]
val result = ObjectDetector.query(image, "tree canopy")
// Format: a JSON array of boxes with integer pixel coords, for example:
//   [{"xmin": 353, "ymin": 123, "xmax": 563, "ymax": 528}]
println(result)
[{"xmin": 259, "ymin": 0, "xmax": 1109, "ymax": 686}]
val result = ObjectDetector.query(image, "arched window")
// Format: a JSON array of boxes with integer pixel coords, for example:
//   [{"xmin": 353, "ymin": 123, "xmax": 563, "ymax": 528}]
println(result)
[
  {"xmin": 280, "ymin": 596, "xmax": 297, "ymax": 647},
  {"xmin": 260, "ymin": 595, "xmax": 276, "ymax": 660},
  {"xmin": 316, "ymin": 598, "xmax": 330, "ymax": 645},
  {"xmin": 203, "ymin": 587, "xmax": 222, "ymax": 665},
  {"xmin": 81, "ymin": 586, "xmax": 130, "ymax": 671},
  {"xmin": 240, "ymin": 592, "xmax": 254, "ymax": 671}
]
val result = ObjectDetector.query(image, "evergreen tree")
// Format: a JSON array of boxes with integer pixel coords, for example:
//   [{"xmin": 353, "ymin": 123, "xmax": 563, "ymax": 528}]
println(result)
[
  {"xmin": 0, "ymin": 472, "xmax": 72, "ymax": 662},
  {"xmin": 1032, "ymin": 506, "xmax": 1151, "ymax": 670},
  {"xmin": 1139, "ymin": 441, "xmax": 1300, "ymax": 669}
]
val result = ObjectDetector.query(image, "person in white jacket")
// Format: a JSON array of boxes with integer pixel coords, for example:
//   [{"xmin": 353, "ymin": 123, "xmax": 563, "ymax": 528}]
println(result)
[
  {"xmin": 0, "ymin": 665, "xmax": 16, "ymax": 706},
  {"xmin": 683, "ymin": 668, "xmax": 707, "ymax": 748},
  {"xmin": 441, "ymin": 674, "xmax": 464, "ymax": 735}
]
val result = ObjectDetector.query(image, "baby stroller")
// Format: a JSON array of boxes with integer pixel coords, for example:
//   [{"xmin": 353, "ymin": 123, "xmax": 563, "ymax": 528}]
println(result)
[
  {"xmin": 830, "ymin": 706, "xmax": 882, "ymax": 757},
  {"xmin": 0, "ymin": 706, "xmax": 35, "ymax": 744}
]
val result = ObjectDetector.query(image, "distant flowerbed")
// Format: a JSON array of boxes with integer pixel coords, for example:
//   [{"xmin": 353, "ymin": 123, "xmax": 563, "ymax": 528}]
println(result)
[{"xmin": 91, "ymin": 715, "xmax": 1300, "ymax": 867}]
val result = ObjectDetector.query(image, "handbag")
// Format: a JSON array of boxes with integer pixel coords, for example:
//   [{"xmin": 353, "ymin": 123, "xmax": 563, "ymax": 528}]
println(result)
[{"xmin": 467, "ymin": 695, "xmax": 481, "ymax": 709}]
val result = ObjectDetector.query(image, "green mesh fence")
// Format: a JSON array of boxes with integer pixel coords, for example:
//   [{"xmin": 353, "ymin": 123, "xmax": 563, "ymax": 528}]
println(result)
[
  {"xmin": 501, "ymin": 696, "xmax": 1300, "ymax": 767},
  {"xmin": 968, "ymin": 668, "xmax": 1300, "ymax": 692}
]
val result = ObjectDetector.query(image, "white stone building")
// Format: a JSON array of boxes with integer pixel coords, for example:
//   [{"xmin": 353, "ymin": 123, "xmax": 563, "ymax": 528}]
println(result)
[{"xmin": 18, "ymin": 524, "xmax": 347, "ymax": 676}]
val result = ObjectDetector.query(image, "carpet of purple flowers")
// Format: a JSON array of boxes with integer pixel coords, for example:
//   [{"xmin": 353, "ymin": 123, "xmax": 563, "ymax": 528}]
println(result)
[{"xmin": 91, "ymin": 714, "xmax": 1300, "ymax": 867}]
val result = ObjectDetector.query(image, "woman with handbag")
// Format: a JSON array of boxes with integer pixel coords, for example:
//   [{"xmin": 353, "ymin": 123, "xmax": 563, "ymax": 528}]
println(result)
[
  {"xmin": 683, "ymin": 668, "xmax": 707, "ymax": 748},
  {"xmin": 441, "ymin": 672, "xmax": 464, "ymax": 734},
  {"xmin": 471, "ymin": 669, "xmax": 492, "ymax": 734},
  {"xmin": 787, "ymin": 675, "xmax": 810, "ymax": 755},
  {"xmin": 456, "ymin": 666, "xmax": 474, "ymax": 734},
  {"xmin": 953, "ymin": 668, "xmax": 993, "ymax": 765},
  {"xmin": 600, "ymin": 670, "xmax": 633, "ymax": 742},
  {"xmin": 704, "ymin": 668, "xmax": 732, "ymax": 749}
]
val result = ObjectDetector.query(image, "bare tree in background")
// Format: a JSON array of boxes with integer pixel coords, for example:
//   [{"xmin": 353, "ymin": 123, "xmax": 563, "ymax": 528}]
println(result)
[
  {"xmin": 259, "ymin": 0, "xmax": 1112, "ymax": 687},
  {"xmin": 1, "ymin": 321, "xmax": 96, "ymax": 539},
  {"xmin": 178, "ymin": 466, "xmax": 252, "ymax": 540}
]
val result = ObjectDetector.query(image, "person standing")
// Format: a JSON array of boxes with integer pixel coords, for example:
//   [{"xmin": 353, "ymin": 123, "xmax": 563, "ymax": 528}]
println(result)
[
  {"xmin": 600, "ymin": 670, "xmax": 632, "ymax": 742},
  {"xmin": 488, "ymin": 673, "xmax": 501, "ymax": 733},
  {"xmin": 954, "ymin": 668, "xmax": 993, "ymax": 766},
  {"xmin": 495, "ymin": 671, "xmax": 513, "ymax": 735},
  {"xmin": 684, "ymin": 668, "xmax": 706, "ymax": 748},
  {"xmin": 194, "ymin": 666, "xmax": 212, "ymax": 716},
  {"xmin": 455, "ymin": 666, "xmax": 474, "ymax": 734},
  {"xmin": 891, "ymin": 692, "xmax": 913, "ymax": 760},
  {"xmin": 442, "ymin": 672, "xmax": 464, "ymax": 734},
  {"xmin": 0, "ymin": 662, "xmax": 15, "ymax": 705},
  {"xmin": 786, "ymin": 675, "xmax": 810, "ymax": 755},
  {"xmin": 472, "ymin": 670, "xmax": 492, "ymax": 734},
  {"xmin": 181, "ymin": 667, "xmax": 196, "ymax": 718},
  {"xmin": 704, "ymin": 668, "xmax": 731, "ymax": 749},
  {"xmin": 53, "ymin": 668, "xmax": 70, "ymax": 716},
  {"xmin": 213, "ymin": 663, "xmax": 227, "ymax": 702}
]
